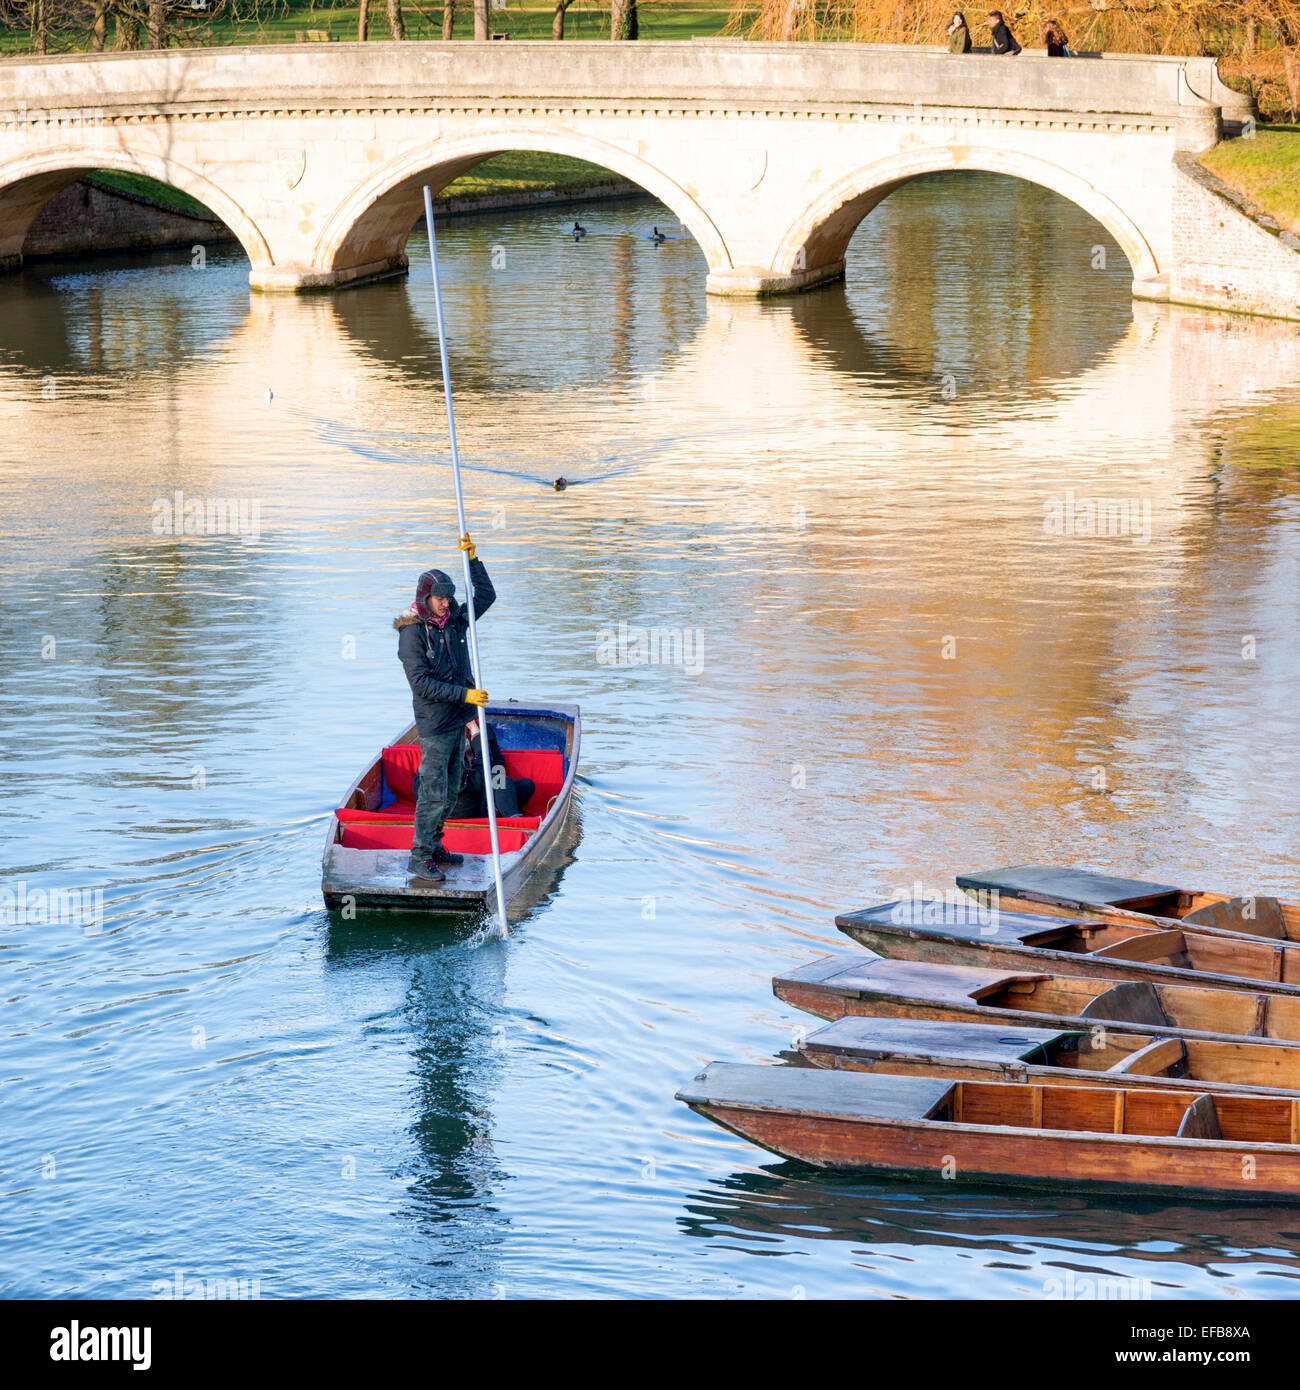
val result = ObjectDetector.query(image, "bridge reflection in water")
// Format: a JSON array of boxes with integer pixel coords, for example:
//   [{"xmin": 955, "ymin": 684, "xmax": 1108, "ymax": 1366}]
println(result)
[{"xmin": 1, "ymin": 174, "xmax": 1298, "ymax": 1297}]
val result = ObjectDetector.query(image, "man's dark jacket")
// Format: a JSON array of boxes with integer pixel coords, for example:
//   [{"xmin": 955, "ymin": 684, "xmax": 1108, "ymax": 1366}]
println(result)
[
  {"xmin": 394, "ymin": 559, "xmax": 496, "ymax": 737},
  {"xmin": 990, "ymin": 21, "xmax": 1021, "ymax": 53}
]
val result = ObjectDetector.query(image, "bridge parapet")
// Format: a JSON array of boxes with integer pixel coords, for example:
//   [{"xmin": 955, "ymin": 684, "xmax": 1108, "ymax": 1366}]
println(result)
[{"xmin": 0, "ymin": 41, "xmax": 1231, "ymax": 135}]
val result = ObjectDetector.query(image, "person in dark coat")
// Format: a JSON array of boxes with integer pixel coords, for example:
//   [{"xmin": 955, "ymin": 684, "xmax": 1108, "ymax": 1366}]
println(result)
[
  {"xmin": 1044, "ymin": 19, "xmax": 1069, "ymax": 55},
  {"xmin": 987, "ymin": 10, "xmax": 1021, "ymax": 53},
  {"xmin": 394, "ymin": 541, "xmax": 495, "ymax": 880},
  {"xmin": 449, "ymin": 721, "xmax": 536, "ymax": 821}
]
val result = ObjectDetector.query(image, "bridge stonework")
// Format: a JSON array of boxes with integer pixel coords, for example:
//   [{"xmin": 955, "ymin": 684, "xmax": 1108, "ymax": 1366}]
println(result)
[{"xmin": 0, "ymin": 41, "xmax": 1291, "ymax": 317}]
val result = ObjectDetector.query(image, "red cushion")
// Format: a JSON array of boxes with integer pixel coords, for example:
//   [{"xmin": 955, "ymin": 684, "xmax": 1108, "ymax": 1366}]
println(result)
[
  {"xmin": 381, "ymin": 744, "xmax": 422, "ymax": 801},
  {"xmin": 449, "ymin": 816, "xmax": 541, "ymax": 831},
  {"xmin": 339, "ymin": 821, "xmax": 528, "ymax": 854},
  {"xmin": 337, "ymin": 805, "xmax": 416, "ymax": 823},
  {"xmin": 443, "ymin": 826, "xmax": 528, "ymax": 854},
  {"xmin": 502, "ymin": 749, "xmax": 563, "ymax": 785},
  {"xmin": 340, "ymin": 822, "xmax": 415, "ymax": 850}
]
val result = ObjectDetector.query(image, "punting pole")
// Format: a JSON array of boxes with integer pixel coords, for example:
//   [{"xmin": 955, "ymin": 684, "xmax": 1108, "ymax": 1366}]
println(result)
[{"xmin": 422, "ymin": 184, "xmax": 510, "ymax": 940}]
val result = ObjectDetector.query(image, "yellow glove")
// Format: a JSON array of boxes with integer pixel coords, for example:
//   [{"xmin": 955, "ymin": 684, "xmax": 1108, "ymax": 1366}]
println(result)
[
  {"xmin": 459, "ymin": 533, "xmax": 476, "ymax": 561},
  {"xmin": 465, "ymin": 688, "xmax": 489, "ymax": 707}
]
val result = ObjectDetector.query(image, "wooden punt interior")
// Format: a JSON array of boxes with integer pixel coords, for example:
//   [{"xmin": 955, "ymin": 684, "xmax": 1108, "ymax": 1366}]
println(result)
[
  {"xmin": 937, "ymin": 1079, "xmax": 1300, "ymax": 1145},
  {"xmin": 1019, "ymin": 922, "xmax": 1293, "ymax": 982},
  {"xmin": 683, "ymin": 1063, "xmax": 1300, "ymax": 1146},
  {"xmin": 956, "ymin": 866, "xmax": 1298, "ymax": 941},
  {"xmin": 801, "ymin": 1017, "xmax": 1194, "ymax": 1077},
  {"xmin": 802, "ymin": 1015, "xmax": 1300, "ymax": 1093}
]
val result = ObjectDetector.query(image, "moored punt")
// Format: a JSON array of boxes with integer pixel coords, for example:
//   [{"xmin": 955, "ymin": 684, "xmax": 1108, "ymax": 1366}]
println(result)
[
  {"xmin": 956, "ymin": 864, "xmax": 1300, "ymax": 941},
  {"xmin": 773, "ymin": 952, "xmax": 1300, "ymax": 1048},
  {"xmin": 798, "ymin": 1015, "xmax": 1300, "ymax": 1099},
  {"xmin": 835, "ymin": 900, "xmax": 1300, "ymax": 997},
  {"xmin": 676, "ymin": 1063, "xmax": 1300, "ymax": 1199},
  {"xmin": 321, "ymin": 701, "xmax": 579, "ymax": 913}
]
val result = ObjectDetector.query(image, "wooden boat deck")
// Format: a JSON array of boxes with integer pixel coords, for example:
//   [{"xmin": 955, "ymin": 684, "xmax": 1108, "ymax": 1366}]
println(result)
[
  {"xmin": 678, "ymin": 1063, "xmax": 953, "ymax": 1123},
  {"xmin": 957, "ymin": 863, "xmax": 1298, "ymax": 941},
  {"xmin": 835, "ymin": 899, "xmax": 1300, "ymax": 995},
  {"xmin": 773, "ymin": 951, "xmax": 1300, "ymax": 1046}
]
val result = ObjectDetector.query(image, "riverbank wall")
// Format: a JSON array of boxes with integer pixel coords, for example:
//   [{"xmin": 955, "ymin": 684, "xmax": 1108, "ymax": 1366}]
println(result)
[
  {"xmin": 22, "ymin": 176, "xmax": 643, "ymax": 263},
  {"xmin": 1168, "ymin": 154, "xmax": 1300, "ymax": 321}
]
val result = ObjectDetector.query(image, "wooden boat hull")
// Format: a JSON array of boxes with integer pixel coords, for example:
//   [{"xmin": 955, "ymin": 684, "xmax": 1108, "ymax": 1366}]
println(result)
[
  {"xmin": 957, "ymin": 864, "xmax": 1300, "ymax": 942},
  {"xmin": 836, "ymin": 900, "xmax": 1300, "ymax": 997},
  {"xmin": 799, "ymin": 1015, "xmax": 1300, "ymax": 1099},
  {"xmin": 774, "ymin": 952, "xmax": 1300, "ymax": 1051},
  {"xmin": 320, "ymin": 700, "xmax": 579, "ymax": 914},
  {"xmin": 678, "ymin": 1063, "xmax": 1300, "ymax": 1200}
]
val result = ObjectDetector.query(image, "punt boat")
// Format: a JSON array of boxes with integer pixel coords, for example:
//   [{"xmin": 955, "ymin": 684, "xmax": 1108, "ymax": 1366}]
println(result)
[
  {"xmin": 798, "ymin": 1014, "xmax": 1300, "ymax": 1099},
  {"xmin": 676, "ymin": 1062, "xmax": 1300, "ymax": 1199},
  {"xmin": 321, "ymin": 700, "xmax": 579, "ymax": 913},
  {"xmin": 836, "ymin": 900, "xmax": 1300, "ymax": 997},
  {"xmin": 773, "ymin": 952, "xmax": 1300, "ymax": 1047},
  {"xmin": 956, "ymin": 864, "xmax": 1300, "ymax": 941}
]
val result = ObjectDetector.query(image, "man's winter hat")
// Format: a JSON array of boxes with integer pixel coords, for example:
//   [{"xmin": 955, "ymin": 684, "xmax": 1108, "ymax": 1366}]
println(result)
[{"xmin": 414, "ymin": 568, "xmax": 456, "ymax": 621}]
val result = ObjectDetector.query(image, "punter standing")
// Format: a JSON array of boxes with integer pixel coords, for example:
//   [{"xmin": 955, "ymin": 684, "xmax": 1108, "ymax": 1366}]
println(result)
[{"xmin": 394, "ymin": 536, "xmax": 495, "ymax": 880}]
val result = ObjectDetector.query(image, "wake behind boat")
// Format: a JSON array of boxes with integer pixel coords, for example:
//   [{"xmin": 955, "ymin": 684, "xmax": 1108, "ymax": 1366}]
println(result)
[{"xmin": 321, "ymin": 701, "xmax": 579, "ymax": 913}]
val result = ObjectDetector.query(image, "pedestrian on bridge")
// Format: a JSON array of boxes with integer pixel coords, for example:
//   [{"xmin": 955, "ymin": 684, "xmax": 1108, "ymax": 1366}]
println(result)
[
  {"xmin": 1044, "ymin": 19, "xmax": 1071, "ymax": 56},
  {"xmin": 946, "ymin": 12, "xmax": 972, "ymax": 53},
  {"xmin": 987, "ymin": 11, "xmax": 1021, "ymax": 54}
]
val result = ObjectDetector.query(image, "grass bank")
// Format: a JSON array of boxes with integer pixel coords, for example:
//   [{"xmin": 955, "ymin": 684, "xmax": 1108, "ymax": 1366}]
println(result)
[
  {"xmin": 1200, "ymin": 127, "xmax": 1300, "ymax": 236},
  {"xmin": 84, "ymin": 151, "xmax": 630, "ymax": 220}
]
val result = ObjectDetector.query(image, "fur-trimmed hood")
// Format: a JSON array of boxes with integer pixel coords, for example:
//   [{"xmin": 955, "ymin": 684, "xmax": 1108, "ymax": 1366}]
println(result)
[{"xmin": 393, "ymin": 601, "xmax": 461, "ymax": 632}]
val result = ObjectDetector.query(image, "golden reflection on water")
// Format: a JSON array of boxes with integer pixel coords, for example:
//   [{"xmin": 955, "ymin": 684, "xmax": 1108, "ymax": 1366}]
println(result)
[{"xmin": 1, "ymin": 177, "xmax": 1299, "ymax": 1295}]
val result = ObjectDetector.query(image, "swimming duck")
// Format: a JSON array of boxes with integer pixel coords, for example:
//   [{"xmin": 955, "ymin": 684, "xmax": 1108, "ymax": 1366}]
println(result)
[
  {"xmin": 572, "ymin": 222, "xmax": 586, "ymax": 241},
  {"xmin": 650, "ymin": 227, "xmax": 666, "ymax": 244}
]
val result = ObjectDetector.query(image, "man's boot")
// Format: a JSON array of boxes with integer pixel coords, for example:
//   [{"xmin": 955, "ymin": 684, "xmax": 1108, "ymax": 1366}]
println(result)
[{"xmin": 406, "ymin": 850, "xmax": 445, "ymax": 881}]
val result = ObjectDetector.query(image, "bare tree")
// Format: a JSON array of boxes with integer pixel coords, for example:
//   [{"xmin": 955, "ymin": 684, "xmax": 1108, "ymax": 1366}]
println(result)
[
  {"xmin": 357, "ymin": 0, "xmax": 369, "ymax": 41},
  {"xmin": 442, "ymin": 0, "xmax": 454, "ymax": 37},
  {"xmin": 473, "ymin": 0, "xmax": 487, "ymax": 39},
  {"xmin": 552, "ymin": 0, "xmax": 572, "ymax": 38},
  {"xmin": 387, "ymin": 0, "xmax": 404, "ymax": 38}
]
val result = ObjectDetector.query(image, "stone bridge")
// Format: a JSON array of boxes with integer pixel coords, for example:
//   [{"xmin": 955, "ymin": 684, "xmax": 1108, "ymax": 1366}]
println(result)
[{"xmin": 0, "ymin": 40, "xmax": 1263, "ymax": 306}]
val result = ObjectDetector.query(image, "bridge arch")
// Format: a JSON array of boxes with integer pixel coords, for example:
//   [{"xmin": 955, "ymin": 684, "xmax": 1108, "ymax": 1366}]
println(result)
[
  {"xmin": 312, "ymin": 129, "xmax": 732, "ymax": 285},
  {"xmin": 774, "ymin": 147, "xmax": 1160, "ymax": 288},
  {"xmin": 0, "ymin": 146, "xmax": 272, "ymax": 271}
]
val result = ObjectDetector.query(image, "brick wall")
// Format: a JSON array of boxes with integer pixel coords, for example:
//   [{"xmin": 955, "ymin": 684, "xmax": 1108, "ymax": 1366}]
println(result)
[
  {"xmin": 1170, "ymin": 156, "xmax": 1300, "ymax": 321},
  {"xmin": 24, "ymin": 179, "xmax": 237, "ymax": 259}
]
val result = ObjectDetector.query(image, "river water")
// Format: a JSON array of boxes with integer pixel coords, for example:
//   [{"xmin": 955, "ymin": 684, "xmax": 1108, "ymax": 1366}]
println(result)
[{"xmin": 2, "ymin": 175, "xmax": 1299, "ymax": 1299}]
